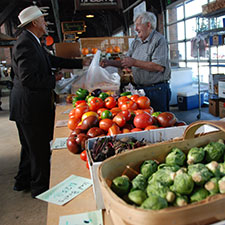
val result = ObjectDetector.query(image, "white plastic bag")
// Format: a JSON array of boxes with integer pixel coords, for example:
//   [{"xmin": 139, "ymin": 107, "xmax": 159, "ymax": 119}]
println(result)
[{"xmin": 85, "ymin": 50, "xmax": 120, "ymax": 91}]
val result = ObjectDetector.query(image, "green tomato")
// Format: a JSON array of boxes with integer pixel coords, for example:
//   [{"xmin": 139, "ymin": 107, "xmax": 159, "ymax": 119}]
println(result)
[
  {"xmin": 99, "ymin": 92, "xmax": 109, "ymax": 100},
  {"xmin": 101, "ymin": 110, "xmax": 113, "ymax": 119}
]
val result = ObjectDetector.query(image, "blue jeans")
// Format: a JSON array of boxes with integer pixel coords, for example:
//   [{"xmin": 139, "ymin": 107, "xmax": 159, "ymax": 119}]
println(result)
[{"xmin": 136, "ymin": 83, "xmax": 171, "ymax": 112}]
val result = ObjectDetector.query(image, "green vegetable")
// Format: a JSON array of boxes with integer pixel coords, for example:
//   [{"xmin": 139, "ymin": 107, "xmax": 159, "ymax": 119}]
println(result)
[
  {"xmin": 188, "ymin": 163, "xmax": 213, "ymax": 186},
  {"xmin": 72, "ymin": 96, "xmax": 82, "ymax": 107},
  {"xmin": 165, "ymin": 147, "xmax": 186, "ymax": 166},
  {"xmin": 140, "ymin": 160, "xmax": 158, "ymax": 179},
  {"xmin": 149, "ymin": 166, "xmax": 176, "ymax": 186},
  {"xmin": 219, "ymin": 162, "xmax": 225, "ymax": 176},
  {"xmin": 204, "ymin": 142, "xmax": 225, "ymax": 163},
  {"xmin": 151, "ymin": 112, "xmax": 161, "ymax": 117},
  {"xmin": 158, "ymin": 163, "xmax": 180, "ymax": 172},
  {"xmin": 128, "ymin": 190, "xmax": 147, "ymax": 206},
  {"xmin": 206, "ymin": 161, "xmax": 221, "ymax": 177},
  {"xmin": 187, "ymin": 147, "xmax": 205, "ymax": 165},
  {"xmin": 146, "ymin": 180, "xmax": 175, "ymax": 203},
  {"xmin": 99, "ymin": 92, "xmax": 109, "ymax": 100},
  {"xmin": 111, "ymin": 175, "xmax": 130, "ymax": 197},
  {"xmin": 174, "ymin": 195, "xmax": 189, "ymax": 207},
  {"xmin": 87, "ymin": 96, "xmax": 95, "ymax": 104},
  {"xmin": 204, "ymin": 177, "xmax": 220, "ymax": 195},
  {"xmin": 101, "ymin": 110, "xmax": 113, "ymax": 119},
  {"xmin": 120, "ymin": 91, "xmax": 132, "ymax": 96},
  {"xmin": 131, "ymin": 174, "xmax": 147, "ymax": 191},
  {"xmin": 76, "ymin": 88, "xmax": 89, "ymax": 99},
  {"xmin": 140, "ymin": 194, "xmax": 168, "ymax": 210},
  {"xmin": 219, "ymin": 176, "xmax": 225, "ymax": 194},
  {"xmin": 170, "ymin": 173, "xmax": 194, "ymax": 195},
  {"xmin": 190, "ymin": 188, "xmax": 209, "ymax": 203}
]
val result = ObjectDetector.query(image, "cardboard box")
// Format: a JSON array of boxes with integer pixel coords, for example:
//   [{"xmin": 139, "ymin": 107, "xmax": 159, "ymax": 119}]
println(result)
[
  {"xmin": 177, "ymin": 91, "xmax": 204, "ymax": 111},
  {"xmin": 98, "ymin": 120, "xmax": 225, "ymax": 225},
  {"xmin": 209, "ymin": 74, "xmax": 225, "ymax": 95},
  {"xmin": 87, "ymin": 125, "xmax": 210, "ymax": 209},
  {"xmin": 219, "ymin": 100, "xmax": 225, "ymax": 118},
  {"xmin": 209, "ymin": 99, "xmax": 219, "ymax": 117},
  {"xmin": 218, "ymin": 80, "xmax": 225, "ymax": 98}
]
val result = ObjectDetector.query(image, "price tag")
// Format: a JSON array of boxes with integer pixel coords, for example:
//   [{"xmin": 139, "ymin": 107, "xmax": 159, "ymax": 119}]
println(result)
[{"xmin": 51, "ymin": 137, "xmax": 67, "ymax": 150}]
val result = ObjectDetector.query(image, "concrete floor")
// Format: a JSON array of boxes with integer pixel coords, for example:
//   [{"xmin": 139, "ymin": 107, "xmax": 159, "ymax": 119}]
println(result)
[{"xmin": 0, "ymin": 96, "xmax": 47, "ymax": 225}]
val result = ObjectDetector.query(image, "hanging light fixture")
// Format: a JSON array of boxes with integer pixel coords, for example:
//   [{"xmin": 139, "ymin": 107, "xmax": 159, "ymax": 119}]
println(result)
[{"xmin": 86, "ymin": 14, "xmax": 94, "ymax": 18}]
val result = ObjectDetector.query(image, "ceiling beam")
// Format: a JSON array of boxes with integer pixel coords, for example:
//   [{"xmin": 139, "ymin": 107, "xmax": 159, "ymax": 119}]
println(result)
[
  {"xmin": 0, "ymin": 0, "xmax": 19, "ymax": 26},
  {"xmin": 50, "ymin": 0, "xmax": 62, "ymax": 42}
]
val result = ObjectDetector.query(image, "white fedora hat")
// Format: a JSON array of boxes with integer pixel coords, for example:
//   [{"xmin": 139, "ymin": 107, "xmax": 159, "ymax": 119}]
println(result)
[{"xmin": 18, "ymin": 6, "xmax": 48, "ymax": 28}]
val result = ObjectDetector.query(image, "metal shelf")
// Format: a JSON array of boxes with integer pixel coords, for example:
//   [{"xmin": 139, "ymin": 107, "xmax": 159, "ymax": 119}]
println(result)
[{"xmin": 202, "ymin": 7, "xmax": 225, "ymax": 18}]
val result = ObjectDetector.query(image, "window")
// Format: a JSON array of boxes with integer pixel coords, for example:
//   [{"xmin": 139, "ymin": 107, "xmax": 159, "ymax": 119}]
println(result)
[{"xmin": 166, "ymin": 0, "xmax": 225, "ymax": 86}]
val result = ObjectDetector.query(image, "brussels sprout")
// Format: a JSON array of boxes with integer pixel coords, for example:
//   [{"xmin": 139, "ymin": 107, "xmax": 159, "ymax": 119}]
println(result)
[
  {"xmin": 149, "ymin": 167, "xmax": 176, "ymax": 186},
  {"xmin": 204, "ymin": 142, "xmax": 225, "ymax": 163},
  {"xmin": 146, "ymin": 180, "xmax": 175, "ymax": 203},
  {"xmin": 206, "ymin": 161, "xmax": 221, "ymax": 177},
  {"xmin": 174, "ymin": 195, "xmax": 189, "ymax": 207},
  {"xmin": 165, "ymin": 148, "xmax": 186, "ymax": 166},
  {"xmin": 219, "ymin": 176, "xmax": 225, "ymax": 194},
  {"xmin": 190, "ymin": 188, "xmax": 209, "ymax": 203},
  {"xmin": 140, "ymin": 160, "xmax": 158, "ymax": 179},
  {"xmin": 187, "ymin": 147, "xmax": 205, "ymax": 165},
  {"xmin": 140, "ymin": 194, "xmax": 168, "ymax": 210},
  {"xmin": 219, "ymin": 162, "xmax": 225, "ymax": 176},
  {"xmin": 204, "ymin": 177, "xmax": 220, "ymax": 195},
  {"xmin": 176, "ymin": 167, "xmax": 187, "ymax": 176},
  {"xmin": 128, "ymin": 190, "xmax": 147, "ymax": 206},
  {"xmin": 217, "ymin": 139, "xmax": 224, "ymax": 145},
  {"xmin": 158, "ymin": 163, "xmax": 180, "ymax": 172},
  {"xmin": 188, "ymin": 163, "xmax": 213, "ymax": 186},
  {"xmin": 170, "ymin": 173, "xmax": 194, "ymax": 195},
  {"xmin": 131, "ymin": 174, "xmax": 147, "ymax": 191},
  {"xmin": 111, "ymin": 175, "xmax": 130, "ymax": 197}
]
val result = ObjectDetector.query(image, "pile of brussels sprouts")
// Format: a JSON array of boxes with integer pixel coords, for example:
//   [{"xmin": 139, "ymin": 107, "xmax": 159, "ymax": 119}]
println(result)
[{"xmin": 111, "ymin": 139, "xmax": 225, "ymax": 210}]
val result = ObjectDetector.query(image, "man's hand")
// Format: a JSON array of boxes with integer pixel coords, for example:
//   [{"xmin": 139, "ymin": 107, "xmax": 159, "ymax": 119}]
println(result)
[
  {"xmin": 100, "ymin": 59, "xmax": 109, "ymax": 68},
  {"xmin": 121, "ymin": 57, "xmax": 136, "ymax": 68}
]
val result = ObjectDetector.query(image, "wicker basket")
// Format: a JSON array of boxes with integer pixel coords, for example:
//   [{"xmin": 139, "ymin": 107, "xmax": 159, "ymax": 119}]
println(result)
[{"xmin": 98, "ymin": 120, "xmax": 225, "ymax": 225}]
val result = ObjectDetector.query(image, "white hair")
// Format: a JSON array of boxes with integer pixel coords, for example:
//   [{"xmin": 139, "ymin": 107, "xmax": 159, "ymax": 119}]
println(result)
[{"xmin": 134, "ymin": 11, "xmax": 157, "ymax": 30}]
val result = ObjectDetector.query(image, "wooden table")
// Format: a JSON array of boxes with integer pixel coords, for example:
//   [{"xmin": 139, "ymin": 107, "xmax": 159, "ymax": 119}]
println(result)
[{"xmin": 46, "ymin": 103, "xmax": 113, "ymax": 225}]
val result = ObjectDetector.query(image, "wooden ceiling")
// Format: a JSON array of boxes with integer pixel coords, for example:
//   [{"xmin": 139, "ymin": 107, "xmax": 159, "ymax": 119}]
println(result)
[{"xmin": 0, "ymin": 0, "xmax": 166, "ymax": 42}]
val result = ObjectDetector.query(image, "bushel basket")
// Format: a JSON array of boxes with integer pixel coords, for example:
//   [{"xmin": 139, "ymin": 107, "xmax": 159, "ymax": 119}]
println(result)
[{"xmin": 98, "ymin": 120, "xmax": 225, "ymax": 225}]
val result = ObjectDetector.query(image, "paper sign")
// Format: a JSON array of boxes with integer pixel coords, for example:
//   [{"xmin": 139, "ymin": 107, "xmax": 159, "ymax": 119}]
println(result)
[
  {"xmin": 36, "ymin": 175, "xmax": 92, "ymax": 205},
  {"xmin": 62, "ymin": 108, "xmax": 73, "ymax": 114},
  {"xmin": 55, "ymin": 120, "xmax": 68, "ymax": 127},
  {"xmin": 51, "ymin": 137, "xmax": 67, "ymax": 150},
  {"xmin": 59, "ymin": 210, "xmax": 103, "ymax": 225}
]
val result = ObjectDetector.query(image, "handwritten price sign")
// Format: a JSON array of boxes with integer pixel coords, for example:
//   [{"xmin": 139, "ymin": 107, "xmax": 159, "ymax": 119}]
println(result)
[{"xmin": 36, "ymin": 175, "xmax": 92, "ymax": 205}]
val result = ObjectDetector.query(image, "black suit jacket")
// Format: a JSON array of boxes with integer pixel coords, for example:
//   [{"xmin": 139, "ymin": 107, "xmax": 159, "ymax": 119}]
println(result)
[{"xmin": 10, "ymin": 30, "xmax": 83, "ymax": 124}]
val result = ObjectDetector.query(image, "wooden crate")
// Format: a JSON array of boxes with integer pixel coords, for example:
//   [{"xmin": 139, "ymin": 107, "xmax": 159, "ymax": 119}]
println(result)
[{"xmin": 98, "ymin": 120, "xmax": 225, "ymax": 225}]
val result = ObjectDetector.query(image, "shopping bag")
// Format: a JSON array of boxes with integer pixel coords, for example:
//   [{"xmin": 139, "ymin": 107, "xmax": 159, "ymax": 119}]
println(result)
[{"xmin": 85, "ymin": 50, "xmax": 120, "ymax": 91}]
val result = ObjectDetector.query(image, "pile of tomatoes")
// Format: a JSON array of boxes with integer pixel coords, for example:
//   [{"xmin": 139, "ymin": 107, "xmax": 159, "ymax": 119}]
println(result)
[{"xmin": 66, "ymin": 94, "xmax": 186, "ymax": 158}]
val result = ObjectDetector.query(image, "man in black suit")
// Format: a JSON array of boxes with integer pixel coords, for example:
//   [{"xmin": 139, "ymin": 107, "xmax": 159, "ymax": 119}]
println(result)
[{"xmin": 10, "ymin": 5, "xmax": 89, "ymax": 198}]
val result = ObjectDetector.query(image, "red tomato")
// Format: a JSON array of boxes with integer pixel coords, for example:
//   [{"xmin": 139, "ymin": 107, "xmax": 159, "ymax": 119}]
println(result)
[
  {"xmin": 144, "ymin": 106, "xmax": 154, "ymax": 115},
  {"xmin": 69, "ymin": 108, "xmax": 76, "ymax": 119},
  {"xmin": 86, "ymin": 161, "xmax": 89, "ymax": 169},
  {"xmin": 75, "ymin": 100, "xmax": 86, "ymax": 107},
  {"xmin": 99, "ymin": 119, "xmax": 114, "ymax": 132},
  {"xmin": 97, "ymin": 108, "xmax": 108, "ymax": 116},
  {"xmin": 104, "ymin": 97, "xmax": 117, "ymax": 109},
  {"xmin": 130, "ymin": 94, "xmax": 140, "ymax": 103},
  {"xmin": 131, "ymin": 128, "xmax": 143, "ymax": 132},
  {"xmin": 75, "ymin": 133, "xmax": 89, "ymax": 150},
  {"xmin": 133, "ymin": 113, "xmax": 154, "ymax": 129},
  {"xmin": 110, "ymin": 107, "xmax": 122, "ymax": 117},
  {"xmin": 118, "ymin": 110, "xmax": 131, "ymax": 121},
  {"xmin": 89, "ymin": 97, "xmax": 104, "ymax": 111},
  {"xmin": 120, "ymin": 100, "xmax": 138, "ymax": 111},
  {"xmin": 122, "ymin": 128, "xmax": 130, "ymax": 133},
  {"xmin": 175, "ymin": 121, "xmax": 187, "ymax": 126},
  {"xmin": 134, "ymin": 109, "xmax": 145, "ymax": 116},
  {"xmin": 108, "ymin": 124, "xmax": 121, "ymax": 136},
  {"xmin": 80, "ymin": 150, "xmax": 87, "ymax": 161},
  {"xmin": 137, "ymin": 96, "xmax": 151, "ymax": 109},
  {"xmin": 113, "ymin": 113, "xmax": 126, "ymax": 128},
  {"xmin": 87, "ymin": 127, "xmax": 105, "ymax": 138},
  {"xmin": 118, "ymin": 96, "xmax": 130, "ymax": 103},
  {"xmin": 74, "ymin": 104, "xmax": 89, "ymax": 119},
  {"xmin": 157, "ymin": 112, "xmax": 177, "ymax": 127},
  {"xmin": 67, "ymin": 136, "xmax": 80, "ymax": 154},
  {"xmin": 144, "ymin": 125, "xmax": 159, "ymax": 130},
  {"xmin": 123, "ymin": 123, "xmax": 134, "ymax": 130},
  {"xmin": 67, "ymin": 117, "xmax": 81, "ymax": 130}
]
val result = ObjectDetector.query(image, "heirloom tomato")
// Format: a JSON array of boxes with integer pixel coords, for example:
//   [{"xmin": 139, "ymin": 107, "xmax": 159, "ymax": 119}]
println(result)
[
  {"xmin": 144, "ymin": 106, "xmax": 154, "ymax": 115},
  {"xmin": 101, "ymin": 110, "xmax": 113, "ymax": 119},
  {"xmin": 136, "ymin": 96, "xmax": 150, "ymax": 109},
  {"xmin": 67, "ymin": 136, "xmax": 80, "ymax": 154},
  {"xmin": 144, "ymin": 125, "xmax": 158, "ymax": 130},
  {"xmin": 74, "ymin": 104, "xmax": 89, "ymax": 119},
  {"xmin": 104, "ymin": 97, "xmax": 117, "ymax": 109},
  {"xmin": 157, "ymin": 112, "xmax": 177, "ymax": 127},
  {"xmin": 113, "ymin": 113, "xmax": 126, "ymax": 128},
  {"xmin": 118, "ymin": 110, "xmax": 131, "ymax": 121},
  {"xmin": 81, "ymin": 111, "xmax": 99, "ymax": 121},
  {"xmin": 87, "ymin": 127, "xmax": 105, "ymax": 138},
  {"xmin": 130, "ymin": 94, "xmax": 140, "ymax": 103},
  {"xmin": 131, "ymin": 128, "xmax": 143, "ymax": 132},
  {"xmin": 80, "ymin": 150, "xmax": 87, "ymax": 161},
  {"xmin": 89, "ymin": 97, "xmax": 104, "ymax": 111},
  {"xmin": 67, "ymin": 117, "xmax": 81, "ymax": 130},
  {"xmin": 120, "ymin": 100, "xmax": 138, "ymax": 111},
  {"xmin": 97, "ymin": 108, "xmax": 108, "ymax": 116},
  {"xmin": 108, "ymin": 124, "xmax": 121, "ymax": 136},
  {"xmin": 133, "ymin": 112, "xmax": 154, "ymax": 129},
  {"xmin": 99, "ymin": 119, "xmax": 114, "ymax": 132},
  {"xmin": 110, "ymin": 107, "xmax": 122, "ymax": 117}
]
